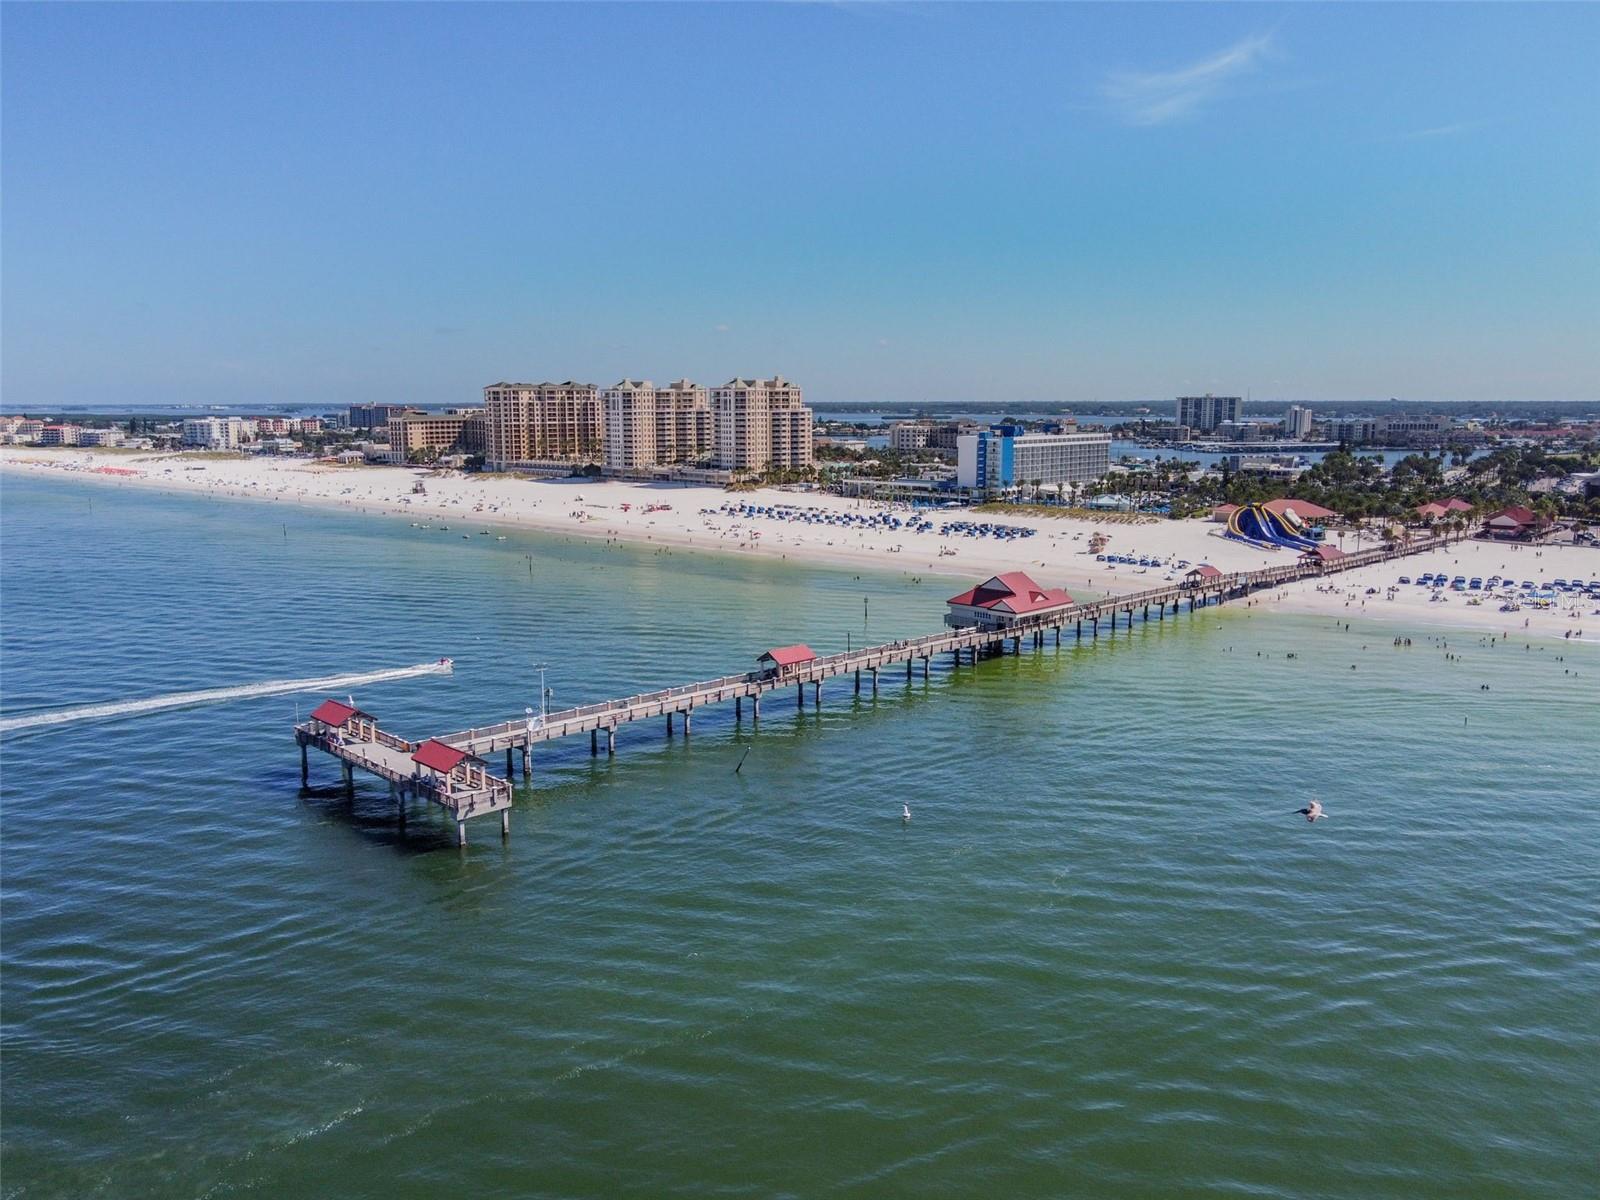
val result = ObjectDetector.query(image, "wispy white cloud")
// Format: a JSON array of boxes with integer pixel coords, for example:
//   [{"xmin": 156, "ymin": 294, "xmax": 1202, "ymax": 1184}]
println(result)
[
  {"xmin": 1103, "ymin": 32, "xmax": 1275, "ymax": 127},
  {"xmin": 1391, "ymin": 120, "xmax": 1483, "ymax": 142}
]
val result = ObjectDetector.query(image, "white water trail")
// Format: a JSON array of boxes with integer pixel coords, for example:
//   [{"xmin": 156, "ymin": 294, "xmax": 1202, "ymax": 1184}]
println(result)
[{"xmin": 0, "ymin": 661, "xmax": 452, "ymax": 734}]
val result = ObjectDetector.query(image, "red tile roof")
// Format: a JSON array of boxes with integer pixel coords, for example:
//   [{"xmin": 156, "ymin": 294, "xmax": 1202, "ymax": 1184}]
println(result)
[
  {"xmin": 1265, "ymin": 497, "xmax": 1337, "ymax": 521},
  {"xmin": 412, "ymin": 738, "xmax": 468, "ymax": 774},
  {"xmin": 947, "ymin": 572, "xmax": 1073, "ymax": 615},
  {"xmin": 1188, "ymin": 563, "xmax": 1223, "ymax": 579},
  {"xmin": 759, "ymin": 644, "xmax": 816, "ymax": 668},
  {"xmin": 309, "ymin": 699, "xmax": 360, "ymax": 726},
  {"xmin": 1303, "ymin": 544, "xmax": 1346, "ymax": 561},
  {"xmin": 1488, "ymin": 505, "xmax": 1538, "ymax": 525}
]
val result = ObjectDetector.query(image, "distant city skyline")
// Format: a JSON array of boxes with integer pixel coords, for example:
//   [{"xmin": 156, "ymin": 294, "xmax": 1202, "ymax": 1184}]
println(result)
[{"xmin": 4, "ymin": 3, "xmax": 1597, "ymax": 407}]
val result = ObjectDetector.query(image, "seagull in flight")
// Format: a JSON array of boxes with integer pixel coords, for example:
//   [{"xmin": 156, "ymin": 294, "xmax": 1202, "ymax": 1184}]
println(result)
[{"xmin": 1294, "ymin": 799, "xmax": 1326, "ymax": 823}]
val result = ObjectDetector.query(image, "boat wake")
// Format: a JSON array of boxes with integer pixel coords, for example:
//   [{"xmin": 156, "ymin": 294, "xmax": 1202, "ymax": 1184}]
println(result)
[{"xmin": 0, "ymin": 661, "xmax": 453, "ymax": 735}]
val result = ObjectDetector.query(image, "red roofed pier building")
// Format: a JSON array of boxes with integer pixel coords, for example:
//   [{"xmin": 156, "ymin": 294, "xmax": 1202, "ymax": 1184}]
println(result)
[
  {"xmin": 307, "ymin": 699, "xmax": 376, "ymax": 742},
  {"xmin": 411, "ymin": 739, "xmax": 492, "ymax": 798},
  {"xmin": 945, "ymin": 572, "xmax": 1074, "ymax": 631},
  {"xmin": 757, "ymin": 644, "xmax": 817, "ymax": 679}
]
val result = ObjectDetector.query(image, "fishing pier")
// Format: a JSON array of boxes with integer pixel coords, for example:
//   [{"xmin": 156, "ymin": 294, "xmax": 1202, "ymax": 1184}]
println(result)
[{"xmin": 297, "ymin": 534, "xmax": 1458, "ymax": 845}]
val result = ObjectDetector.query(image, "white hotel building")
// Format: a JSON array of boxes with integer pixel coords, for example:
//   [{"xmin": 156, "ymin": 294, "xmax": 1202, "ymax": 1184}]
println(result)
[{"xmin": 956, "ymin": 426, "xmax": 1112, "ymax": 493}]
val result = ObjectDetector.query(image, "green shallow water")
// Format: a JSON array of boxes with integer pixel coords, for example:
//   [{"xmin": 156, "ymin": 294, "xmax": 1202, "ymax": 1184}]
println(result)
[{"xmin": 2, "ymin": 475, "xmax": 1597, "ymax": 1199}]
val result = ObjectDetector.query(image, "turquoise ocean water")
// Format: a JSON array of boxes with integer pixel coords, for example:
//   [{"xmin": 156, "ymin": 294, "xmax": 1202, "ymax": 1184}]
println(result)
[{"xmin": 1, "ymin": 474, "xmax": 1596, "ymax": 1198}]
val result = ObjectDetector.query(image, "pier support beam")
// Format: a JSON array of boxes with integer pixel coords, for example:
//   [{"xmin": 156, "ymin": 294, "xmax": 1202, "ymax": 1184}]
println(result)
[
  {"xmin": 797, "ymin": 683, "xmax": 804, "ymax": 709},
  {"xmin": 1055, "ymin": 626, "xmax": 1061, "ymax": 646},
  {"xmin": 667, "ymin": 712, "xmax": 675, "ymax": 736},
  {"xmin": 855, "ymin": 670, "xmax": 861, "ymax": 694},
  {"xmin": 341, "ymin": 761, "xmax": 353, "ymax": 793},
  {"xmin": 300, "ymin": 741, "xmax": 309, "ymax": 786},
  {"xmin": 457, "ymin": 820, "xmax": 467, "ymax": 848},
  {"xmin": 1076, "ymin": 619, "xmax": 1083, "ymax": 638},
  {"xmin": 753, "ymin": 695, "xmax": 761, "ymax": 721},
  {"xmin": 813, "ymin": 681, "xmax": 821, "ymax": 707},
  {"xmin": 591, "ymin": 729, "xmax": 598, "ymax": 756},
  {"xmin": 501, "ymin": 809, "xmax": 510, "ymax": 839},
  {"xmin": 684, "ymin": 711, "xmax": 692, "ymax": 736},
  {"xmin": 922, "ymin": 656, "xmax": 930, "ymax": 679},
  {"xmin": 906, "ymin": 659, "xmax": 912, "ymax": 681},
  {"xmin": 606, "ymin": 727, "xmax": 616, "ymax": 755},
  {"xmin": 736, "ymin": 696, "xmax": 743, "ymax": 720},
  {"xmin": 520, "ymin": 747, "xmax": 530, "ymax": 779},
  {"xmin": 871, "ymin": 667, "xmax": 879, "ymax": 694},
  {"xmin": 506, "ymin": 749, "xmax": 514, "ymax": 777}
]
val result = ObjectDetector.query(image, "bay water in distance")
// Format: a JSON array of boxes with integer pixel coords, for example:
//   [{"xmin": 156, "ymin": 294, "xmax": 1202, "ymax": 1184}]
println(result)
[{"xmin": 1, "ymin": 474, "xmax": 1596, "ymax": 1198}]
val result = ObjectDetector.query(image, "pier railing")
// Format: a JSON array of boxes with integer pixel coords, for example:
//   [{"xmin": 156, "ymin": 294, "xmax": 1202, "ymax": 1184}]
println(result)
[{"xmin": 435, "ymin": 531, "xmax": 1461, "ymax": 752}]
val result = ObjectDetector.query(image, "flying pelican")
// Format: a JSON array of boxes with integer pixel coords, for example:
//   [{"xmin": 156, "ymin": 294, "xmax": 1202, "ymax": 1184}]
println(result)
[
  {"xmin": 901, "ymin": 804, "xmax": 912, "ymax": 822},
  {"xmin": 1294, "ymin": 799, "xmax": 1326, "ymax": 822}
]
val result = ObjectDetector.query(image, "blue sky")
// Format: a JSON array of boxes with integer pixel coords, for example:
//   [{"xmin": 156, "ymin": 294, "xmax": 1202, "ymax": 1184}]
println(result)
[{"xmin": 4, "ymin": 3, "xmax": 1597, "ymax": 408}]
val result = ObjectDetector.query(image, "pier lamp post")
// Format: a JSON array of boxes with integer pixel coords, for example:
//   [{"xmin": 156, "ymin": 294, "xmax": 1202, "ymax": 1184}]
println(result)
[{"xmin": 527, "ymin": 663, "xmax": 551, "ymax": 733}]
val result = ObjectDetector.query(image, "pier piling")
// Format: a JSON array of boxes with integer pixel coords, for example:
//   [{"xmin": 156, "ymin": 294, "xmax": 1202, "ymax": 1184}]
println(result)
[{"xmin": 300, "ymin": 741, "xmax": 309, "ymax": 786}]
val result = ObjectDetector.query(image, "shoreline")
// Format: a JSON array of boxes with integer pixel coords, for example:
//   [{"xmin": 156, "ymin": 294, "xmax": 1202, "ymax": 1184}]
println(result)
[{"xmin": 5, "ymin": 449, "xmax": 1597, "ymax": 643}]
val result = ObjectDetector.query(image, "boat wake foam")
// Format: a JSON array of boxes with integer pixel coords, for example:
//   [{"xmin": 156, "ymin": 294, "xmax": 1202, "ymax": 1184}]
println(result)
[{"xmin": 0, "ymin": 661, "xmax": 452, "ymax": 734}]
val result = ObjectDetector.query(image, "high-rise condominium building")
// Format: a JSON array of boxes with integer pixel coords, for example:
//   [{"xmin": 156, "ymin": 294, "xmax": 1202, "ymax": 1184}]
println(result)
[
  {"xmin": 482, "ymin": 382, "xmax": 604, "ymax": 466},
  {"xmin": 711, "ymin": 377, "xmax": 813, "ymax": 472},
  {"xmin": 602, "ymin": 380, "xmax": 658, "ymax": 470},
  {"xmin": 1284, "ymin": 405, "xmax": 1314, "ymax": 439},
  {"xmin": 1175, "ymin": 394, "xmax": 1242, "ymax": 433},
  {"xmin": 654, "ymin": 380, "xmax": 714, "ymax": 466},
  {"xmin": 602, "ymin": 380, "xmax": 714, "ymax": 471}
]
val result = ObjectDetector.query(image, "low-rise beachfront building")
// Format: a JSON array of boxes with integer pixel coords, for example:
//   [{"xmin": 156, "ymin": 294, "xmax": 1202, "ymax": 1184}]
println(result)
[
  {"xmin": 1415, "ymin": 498, "xmax": 1474, "ymax": 523},
  {"xmin": 888, "ymin": 421, "xmax": 933, "ymax": 451},
  {"xmin": 944, "ymin": 572, "xmax": 1074, "ymax": 631},
  {"xmin": 38, "ymin": 424, "xmax": 83, "ymax": 446},
  {"xmin": 1483, "ymin": 505, "xmax": 1548, "ymax": 540},
  {"xmin": 76, "ymin": 428, "xmax": 124, "ymax": 447},
  {"xmin": 757, "ymin": 644, "xmax": 817, "ymax": 679},
  {"xmin": 6, "ymin": 418, "xmax": 46, "ymax": 443},
  {"xmin": 387, "ymin": 410, "xmax": 484, "ymax": 463},
  {"xmin": 182, "ymin": 416, "xmax": 252, "ymax": 450}
]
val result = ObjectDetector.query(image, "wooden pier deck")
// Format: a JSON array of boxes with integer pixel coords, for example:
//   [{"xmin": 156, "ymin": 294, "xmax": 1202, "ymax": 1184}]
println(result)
[{"xmin": 296, "ymin": 533, "xmax": 1458, "ymax": 844}]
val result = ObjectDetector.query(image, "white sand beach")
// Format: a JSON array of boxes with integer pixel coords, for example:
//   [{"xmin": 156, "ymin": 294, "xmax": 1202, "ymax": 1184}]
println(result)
[{"xmin": 5, "ymin": 448, "xmax": 1597, "ymax": 642}]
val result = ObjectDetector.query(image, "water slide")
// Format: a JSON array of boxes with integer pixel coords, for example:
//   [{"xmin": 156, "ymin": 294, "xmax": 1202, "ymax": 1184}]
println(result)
[
  {"xmin": 0, "ymin": 661, "xmax": 452, "ymax": 735},
  {"xmin": 1226, "ymin": 503, "xmax": 1320, "ymax": 551}
]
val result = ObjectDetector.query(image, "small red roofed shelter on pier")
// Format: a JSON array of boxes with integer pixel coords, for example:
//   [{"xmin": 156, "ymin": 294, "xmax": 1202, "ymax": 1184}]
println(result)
[
  {"xmin": 945, "ymin": 571, "xmax": 1073, "ymax": 630},
  {"xmin": 1301, "ymin": 544, "xmax": 1347, "ymax": 566},
  {"xmin": 308, "ymin": 699, "xmax": 375, "ymax": 741},
  {"xmin": 757, "ymin": 644, "xmax": 817, "ymax": 678},
  {"xmin": 1183, "ymin": 563, "xmax": 1224, "ymax": 588},
  {"xmin": 411, "ymin": 739, "xmax": 490, "ymax": 796}
]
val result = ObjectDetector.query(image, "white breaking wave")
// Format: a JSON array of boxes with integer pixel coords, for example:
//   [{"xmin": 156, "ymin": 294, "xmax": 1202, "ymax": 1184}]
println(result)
[{"xmin": 0, "ymin": 661, "xmax": 452, "ymax": 734}]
